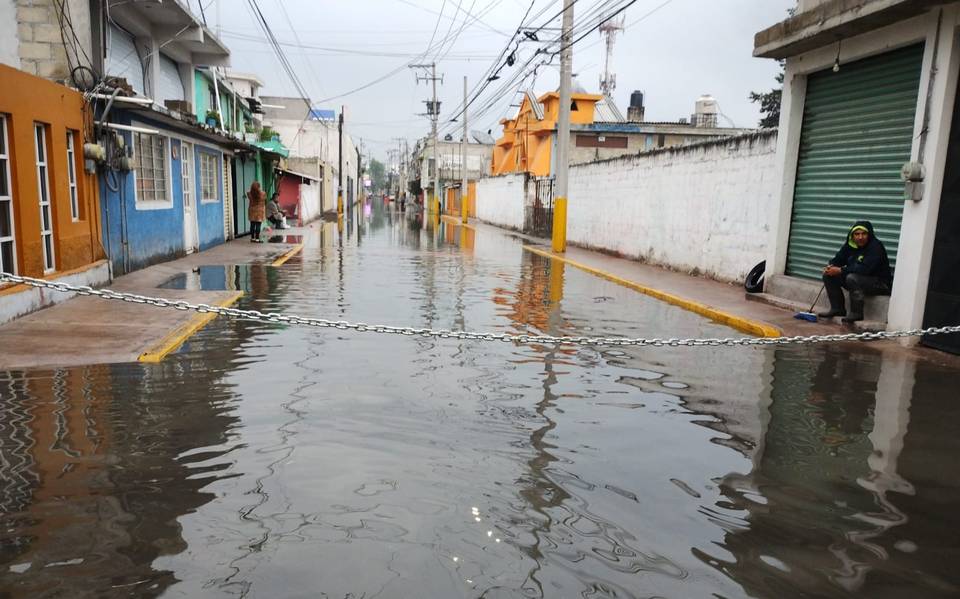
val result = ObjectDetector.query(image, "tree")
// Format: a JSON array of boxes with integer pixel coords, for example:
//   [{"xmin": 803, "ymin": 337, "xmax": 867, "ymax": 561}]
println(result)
[
  {"xmin": 368, "ymin": 158, "xmax": 387, "ymax": 192},
  {"xmin": 750, "ymin": 61, "xmax": 784, "ymax": 128},
  {"xmin": 750, "ymin": 8, "xmax": 794, "ymax": 129}
]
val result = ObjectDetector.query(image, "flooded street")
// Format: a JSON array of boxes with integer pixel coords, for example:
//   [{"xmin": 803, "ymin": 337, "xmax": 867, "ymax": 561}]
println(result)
[{"xmin": 2, "ymin": 205, "xmax": 959, "ymax": 598}]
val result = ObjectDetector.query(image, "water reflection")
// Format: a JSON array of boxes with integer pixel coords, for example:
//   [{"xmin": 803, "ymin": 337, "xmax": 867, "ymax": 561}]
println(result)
[
  {"xmin": 0, "ymin": 353, "xmax": 243, "ymax": 596},
  {"xmin": 707, "ymin": 347, "xmax": 960, "ymax": 597},
  {"xmin": 1, "ymin": 213, "xmax": 959, "ymax": 598}
]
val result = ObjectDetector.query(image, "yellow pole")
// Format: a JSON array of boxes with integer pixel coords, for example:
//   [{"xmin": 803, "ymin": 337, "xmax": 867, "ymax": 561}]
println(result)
[
  {"xmin": 551, "ymin": 197, "xmax": 567, "ymax": 253},
  {"xmin": 337, "ymin": 192, "xmax": 343, "ymax": 216},
  {"xmin": 461, "ymin": 187, "xmax": 467, "ymax": 224}
]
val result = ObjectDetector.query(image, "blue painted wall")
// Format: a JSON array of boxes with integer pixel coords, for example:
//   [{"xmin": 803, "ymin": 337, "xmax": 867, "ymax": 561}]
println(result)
[
  {"xmin": 98, "ymin": 110, "xmax": 226, "ymax": 275},
  {"xmin": 195, "ymin": 146, "xmax": 225, "ymax": 250}
]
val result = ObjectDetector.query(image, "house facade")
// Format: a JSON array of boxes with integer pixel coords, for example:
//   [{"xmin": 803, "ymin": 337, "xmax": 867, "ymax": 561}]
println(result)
[
  {"xmin": 260, "ymin": 98, "xmax": 360, "ymax": 216},
  {"xmin": 756, "ymin": 0, "xmax": 960, "ymax": 352},
  {"xmin": 92, "ymin": 0, "xmax": 239, "ymax": 274},
  {"xmin": 0, "ymin": 63, "xmax": 109, "ymax": 323},
  {"xmin": 491, "ymin": 90, "xmax": 752, "ymax": 177}
]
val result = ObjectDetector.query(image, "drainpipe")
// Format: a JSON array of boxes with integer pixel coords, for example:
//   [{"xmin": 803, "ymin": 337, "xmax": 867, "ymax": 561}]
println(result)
[{"xmin": 120, "ymin": 172, "xmax": 130, "ymax": 274}]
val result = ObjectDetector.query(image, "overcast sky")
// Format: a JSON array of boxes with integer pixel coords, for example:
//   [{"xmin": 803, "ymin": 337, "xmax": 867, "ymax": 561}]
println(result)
[{"xmin": 209, "ymin": 0, "xmax": 796, "ymax": 161}]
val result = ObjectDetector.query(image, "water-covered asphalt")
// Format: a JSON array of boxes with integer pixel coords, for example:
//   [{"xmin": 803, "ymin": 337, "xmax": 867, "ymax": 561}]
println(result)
[{"xmin": 1, "ymin": 203, "xmax": 958, "ymax": 598}]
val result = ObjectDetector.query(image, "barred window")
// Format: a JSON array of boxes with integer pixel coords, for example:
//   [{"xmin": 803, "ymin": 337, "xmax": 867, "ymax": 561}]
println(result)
[
  {"xmin": 66, "ymin": 131, "xmax": 80, "ymax": 220},
  {"xmin": 0, "ymin": 115, "xmax": 15, "ymax": 275},
  {"xmin": 134, "ymin": 132, "xmax": 169, "ymax": 205},
  {"xmin": 199, "ymin": 152, "xmax": 218, "ymax": 203}
]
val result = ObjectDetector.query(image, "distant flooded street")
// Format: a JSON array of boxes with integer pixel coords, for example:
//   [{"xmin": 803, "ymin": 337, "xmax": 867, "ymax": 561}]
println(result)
[{"xmin": 2, "ymin": 205, "xmax": 958, "ymax": 598}]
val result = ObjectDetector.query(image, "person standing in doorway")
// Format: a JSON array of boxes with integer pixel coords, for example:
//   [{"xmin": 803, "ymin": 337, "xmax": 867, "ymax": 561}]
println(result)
[
  {"xmin": 248, "ymin": 181, "xmax": 266, "ymax": 242},
  {"xmin": 819, "ymin": 220, "xmax": 892, "ymax": 323}
]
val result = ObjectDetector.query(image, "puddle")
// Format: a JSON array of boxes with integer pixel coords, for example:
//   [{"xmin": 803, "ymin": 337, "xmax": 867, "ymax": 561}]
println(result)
[
  {"xmin": 158, "ymin": 265, "xmax": 244, "ymax": 291},
  {"xmin": 265, "ymin": 234, "xmax": 303, "ymax": 244}
]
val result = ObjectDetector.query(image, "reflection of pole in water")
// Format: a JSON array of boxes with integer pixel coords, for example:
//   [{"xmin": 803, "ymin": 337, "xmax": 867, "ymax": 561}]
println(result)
[{"xmin": 548, "ymin": 260, "xmax": 565, "ymax": 305}]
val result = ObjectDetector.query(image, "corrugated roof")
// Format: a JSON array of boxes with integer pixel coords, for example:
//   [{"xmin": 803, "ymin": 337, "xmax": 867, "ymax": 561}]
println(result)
[
  {"xmin": 525, "ymin": 90, "xmax": 544, "ymax": 120},
  {"xmin": 594, "ymin": 95, "xmax": 626, "ymax": 123}
]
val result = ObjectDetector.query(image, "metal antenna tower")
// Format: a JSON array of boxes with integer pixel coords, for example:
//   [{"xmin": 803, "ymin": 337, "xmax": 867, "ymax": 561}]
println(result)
[{"xmin": 599, "ymin": 14, "xmax": 625, "ymax": 97}]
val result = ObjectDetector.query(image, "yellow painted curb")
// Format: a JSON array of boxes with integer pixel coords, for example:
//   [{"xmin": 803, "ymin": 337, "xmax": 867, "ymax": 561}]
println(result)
[
  {"xmin": 523, "ymin": 245, "xmax": 782, "ymax": 338},
  {"xmin": 271, "ymin": 243, "xmax": 304, "ymax": 267},
  {"xmin": 138, "ymin": 291, "xmax": 244, "ymax": 363},
  {"xmin": 440, "ymin": 214, "xmax": 476, "ymax": 230}
]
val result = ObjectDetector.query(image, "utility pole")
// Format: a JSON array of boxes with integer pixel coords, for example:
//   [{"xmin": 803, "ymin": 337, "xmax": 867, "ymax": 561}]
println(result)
[
  {"xmin": 461, "ymin": 75, "xmax": 468, "ymax": 224},
  {"xmin": 410, "ymin": 63, "xmax": 443, "ymax": 215},
  {"xmin": 552, "ymin": 0, "xmax": 574, "ymax": 253},
  {"xmin": 338, "ymin": 106, "xmax": 344, "ymax": 218},
  {"xmin": 393, "ymin": 137, "xmax": 405, "ymax": 199}
]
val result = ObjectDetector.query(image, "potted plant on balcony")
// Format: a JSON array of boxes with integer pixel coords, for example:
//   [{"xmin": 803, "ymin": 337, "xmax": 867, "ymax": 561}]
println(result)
[
  {"xmin": 259, "ymin": 126, "xmax": 278, "ymax": 142},
  {"xmin": 205, "ymin": 110, "xmax": 221, "ymax": 128}
]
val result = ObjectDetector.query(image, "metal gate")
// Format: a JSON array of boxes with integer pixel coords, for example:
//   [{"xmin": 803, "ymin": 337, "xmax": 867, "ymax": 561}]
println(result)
[
  {"xmin": 527, "ymin": 176, "xmax": 555, "ymax": 238},
  {"xmin": 785, "ymin": 44, "xmax": 923, "ymax": 280}
]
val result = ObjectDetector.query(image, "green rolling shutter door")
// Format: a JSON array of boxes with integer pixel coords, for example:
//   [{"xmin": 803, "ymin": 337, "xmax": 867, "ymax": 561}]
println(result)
[{"xmin": 786, "ymin": 44, "xmax": 924, "ymax": 280}]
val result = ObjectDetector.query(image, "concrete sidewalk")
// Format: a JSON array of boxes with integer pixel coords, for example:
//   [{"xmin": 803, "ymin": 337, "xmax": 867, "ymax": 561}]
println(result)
[
  {"xmin": 446, "ymin": 216, "xmax": 960, "ymax": 366},
  {"xmin": 0, "ymin": 228, "xmax": 308, "ymax": 370}
]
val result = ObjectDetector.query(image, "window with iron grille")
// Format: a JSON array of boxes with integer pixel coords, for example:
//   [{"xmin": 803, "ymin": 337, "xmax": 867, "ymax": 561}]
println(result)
[
  {"xmin": 34, "ymin": 124, "xmax": 55, "ymax": 272},
  {"xmin": 66, "ymin": 131, "xmax": 80, "ymax": 220},
  {"xmin": 0, "ymin": 115, "xmax": 15, "ymax": 275},
  {"xmin": 134, "ymin": 132, "xmax": 169, "ymax": 206},
  {"xmin": 200, "ymin": 152, "xmax": 218, "ymax": 203}
]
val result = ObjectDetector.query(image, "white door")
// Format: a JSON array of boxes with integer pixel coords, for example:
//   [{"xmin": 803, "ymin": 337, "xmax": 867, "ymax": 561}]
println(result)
[{"xmin": 182, "ymin": 142, "xmax": 199, "ymax": 253}]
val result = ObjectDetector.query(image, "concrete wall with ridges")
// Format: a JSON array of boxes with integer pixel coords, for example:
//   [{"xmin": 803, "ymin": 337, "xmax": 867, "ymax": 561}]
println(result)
[
  {"xmin": 566, "ymin": 131, "xmax": 779, "ymax": 283},
  {"xmin": 475, "ymin": 173, "xmax": 525, "ymax": 231}
]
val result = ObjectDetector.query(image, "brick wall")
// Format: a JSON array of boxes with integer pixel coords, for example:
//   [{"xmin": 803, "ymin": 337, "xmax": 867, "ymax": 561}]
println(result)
[{"xmin": 14, "ymin": 0, "xmax": 92, "ymax": 81}]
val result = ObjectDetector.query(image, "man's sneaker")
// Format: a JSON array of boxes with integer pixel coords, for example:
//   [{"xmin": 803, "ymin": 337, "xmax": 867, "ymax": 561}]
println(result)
[
  {"xmin": 817, "ymin": 309, "xmax": 846, "ymax": 318},
  {"xmin": 841, "ymin": 313, "xmax": 864, "ymax": 324}
]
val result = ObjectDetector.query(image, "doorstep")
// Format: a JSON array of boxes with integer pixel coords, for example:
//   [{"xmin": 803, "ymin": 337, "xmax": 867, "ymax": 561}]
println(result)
[{"xmin": 751, "ymin": 274, "xmax": 889, "ymax": 332}]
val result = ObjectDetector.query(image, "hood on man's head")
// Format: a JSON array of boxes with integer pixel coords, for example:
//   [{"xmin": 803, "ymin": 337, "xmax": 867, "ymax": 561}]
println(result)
[{"xmin": 847, "ymin": 220, "xmax": 875, "ymax": 248}]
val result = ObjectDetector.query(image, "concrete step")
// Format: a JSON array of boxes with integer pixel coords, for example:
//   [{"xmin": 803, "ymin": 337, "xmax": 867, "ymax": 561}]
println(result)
[
  {"xmin": 745, "ymin": 292, "xmax": 886, "ymax": 332},
  {"xmin": 764, "ymin": 274, "xmax": 890, "ymax": 323}
]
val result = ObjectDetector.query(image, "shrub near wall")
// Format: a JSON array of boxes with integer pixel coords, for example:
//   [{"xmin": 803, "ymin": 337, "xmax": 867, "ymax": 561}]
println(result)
[{"xmin": 566, "ymin": 130, "xmax": 778, "ymax": 283}]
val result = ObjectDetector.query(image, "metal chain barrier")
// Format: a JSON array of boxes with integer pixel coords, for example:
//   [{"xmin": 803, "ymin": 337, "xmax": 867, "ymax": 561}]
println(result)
[{"xmin": 3, "ymin": 273, "xmax": 959, "ymax": 347}]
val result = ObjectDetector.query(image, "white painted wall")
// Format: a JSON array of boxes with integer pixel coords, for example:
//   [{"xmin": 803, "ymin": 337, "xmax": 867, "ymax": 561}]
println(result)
[
  {"xmin": 475, "ymin": 174, "xmax": 526, "ymax": 231},
  {"xmin": 0, "ymin": 261, "xmax": 111, "ymax": 325},
  {"xmin": 565, "ymin": 131, "xmax": 779, "ymax": 283},
  {"xmin": 0, "ymin": 0, "xmax": 19, "ymax": 68},
  {"xmin": 299, "ymin": 181, "xmax": 321, "ymax": 223}
]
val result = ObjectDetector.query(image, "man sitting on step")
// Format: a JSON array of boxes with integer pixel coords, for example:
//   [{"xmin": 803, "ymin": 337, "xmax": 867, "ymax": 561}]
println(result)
[{"xmin": 819, "ymin": 220, "xmax": 892, "ymax": 324}]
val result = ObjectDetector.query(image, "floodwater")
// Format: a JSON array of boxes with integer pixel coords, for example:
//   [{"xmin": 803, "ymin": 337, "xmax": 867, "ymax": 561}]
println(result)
[{"xmin": 2, "ymin": 204, "xmax": 959, "ymax": 598}]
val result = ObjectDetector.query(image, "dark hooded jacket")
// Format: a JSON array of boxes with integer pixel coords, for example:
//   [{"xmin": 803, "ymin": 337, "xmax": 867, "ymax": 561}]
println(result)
[{"xmin": 829, "ymin": 220, "xmax": 892, "ymax": 285}]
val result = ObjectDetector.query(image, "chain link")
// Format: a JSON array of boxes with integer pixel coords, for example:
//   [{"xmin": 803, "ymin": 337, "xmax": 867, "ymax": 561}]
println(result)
[{"xmin": 3, "ymin": 273, "xmax": 959, "ymax": 347}]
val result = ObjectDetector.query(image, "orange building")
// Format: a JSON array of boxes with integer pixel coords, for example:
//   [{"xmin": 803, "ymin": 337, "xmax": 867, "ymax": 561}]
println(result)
[
  {"xmin": 491, "ymin": 91, "xmax": 604, "ymax": 177},
  {"xmin": 0, "ymin": 64, "xmax": 108, "ymax": 321}
]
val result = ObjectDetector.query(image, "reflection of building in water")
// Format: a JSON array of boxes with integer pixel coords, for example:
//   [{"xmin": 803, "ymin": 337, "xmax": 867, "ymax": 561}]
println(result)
[
  {"xmin": 492, "ymin": 252, "xmax": 569, "ymax": 336},
  {"xmin": 0, "ymin": 336, "xmax": 246, "ymax": 594},
  {"xmin": 705, "ymin": 347, "xmax": 960, "ymax": 597}
]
